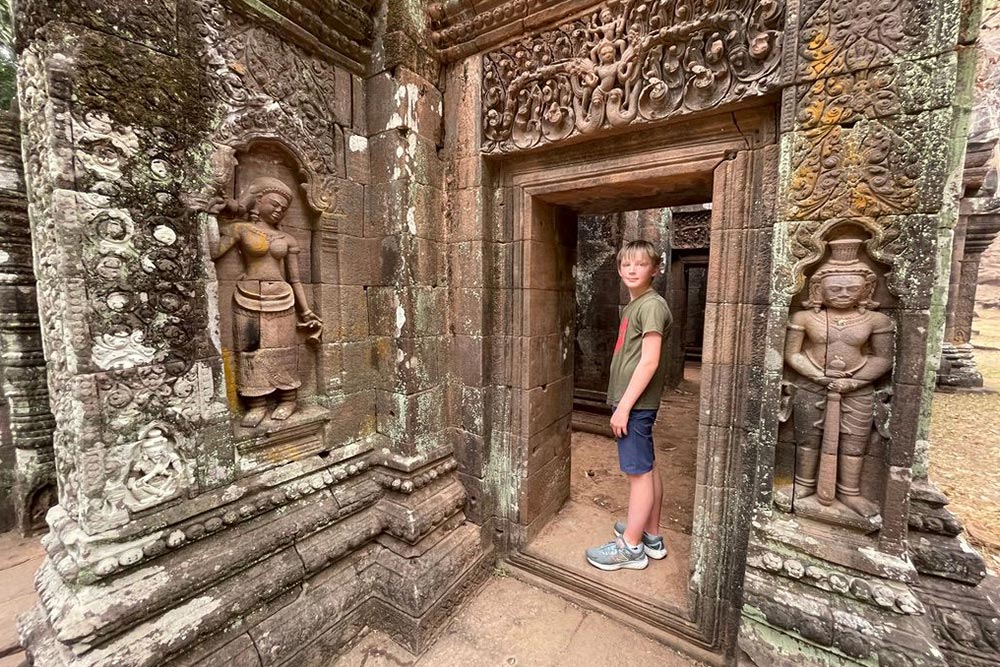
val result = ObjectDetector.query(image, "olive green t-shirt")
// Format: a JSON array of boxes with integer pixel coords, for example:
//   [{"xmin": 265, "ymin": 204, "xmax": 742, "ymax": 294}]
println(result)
[{"xmin": 607, "ymin": 289, "xmax": 673, "ymax": 410}]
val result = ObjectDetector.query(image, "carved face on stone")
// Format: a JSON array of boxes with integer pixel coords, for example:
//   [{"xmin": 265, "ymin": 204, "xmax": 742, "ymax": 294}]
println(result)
[
  {"xmin": 256, "ymin": 191, "xmax": 291, "ymax": 226},
  {"xmin": 818, "ymin": 274, "xmax": 868, "ymax": 309},
  {"xmin": 598, "ymin": 43, "xmax": 616, "ymax": 64}
]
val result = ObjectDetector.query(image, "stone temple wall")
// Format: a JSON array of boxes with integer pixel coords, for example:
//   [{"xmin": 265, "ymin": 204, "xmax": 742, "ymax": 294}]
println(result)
[
  {"xmin": 8, "ymin": 0, "xmax": 1000, "ymax": 666},
  {"xmin": 12, "ymin": 1, "xmax": 491, "ymax": 665}
]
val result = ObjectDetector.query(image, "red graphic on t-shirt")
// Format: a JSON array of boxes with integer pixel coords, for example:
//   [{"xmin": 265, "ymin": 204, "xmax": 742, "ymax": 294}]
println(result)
[{"xmin": 614, "ymin": 317, "xmax": 628, "ymax": 354}]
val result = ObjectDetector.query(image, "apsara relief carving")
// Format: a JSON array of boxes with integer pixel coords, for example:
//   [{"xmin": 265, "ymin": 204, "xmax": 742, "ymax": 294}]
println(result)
[
  {"xmin": 211, "ymin": 177, "xmax": 323, "ymax": 427},
  {"xmin": 481, "ymin": 0, "xmax": 784, "ymax": 153}
]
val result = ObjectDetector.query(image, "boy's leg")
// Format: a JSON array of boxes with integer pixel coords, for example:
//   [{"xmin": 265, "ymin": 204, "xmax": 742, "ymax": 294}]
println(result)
[
  {"xmin": 645, "ymin": 463, "xmax": 663, "ymax": 536},
  {"xmin": 623, "ymin": 471, "xmax": 656, "ymax": 547}
]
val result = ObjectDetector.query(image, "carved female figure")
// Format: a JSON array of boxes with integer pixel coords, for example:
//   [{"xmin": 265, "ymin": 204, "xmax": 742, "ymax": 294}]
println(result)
[
  {"xmin": 212, "ymin": 177, "xmax": 322, "ymax": 427},
  {"xmin": 783, "ymin": 238, "xmax": 893, "ymax": 521}
]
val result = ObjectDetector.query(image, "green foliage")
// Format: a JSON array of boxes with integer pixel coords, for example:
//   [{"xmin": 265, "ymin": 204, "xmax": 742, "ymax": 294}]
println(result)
[{"xmin": 0, "ymin": 0, "xmax": 14, "ymax": 111}]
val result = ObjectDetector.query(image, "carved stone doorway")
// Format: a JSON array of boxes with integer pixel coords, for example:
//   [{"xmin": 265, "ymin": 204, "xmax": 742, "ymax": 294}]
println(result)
[{"xmin": 487, "ymin": 108, "xmax": 778, "ymax": 664}]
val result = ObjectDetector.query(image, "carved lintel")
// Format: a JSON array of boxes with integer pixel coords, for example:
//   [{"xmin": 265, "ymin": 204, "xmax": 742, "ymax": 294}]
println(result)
[{"xmin": 480, "ymin": 0, "xmax": 784, "ymax": 153}]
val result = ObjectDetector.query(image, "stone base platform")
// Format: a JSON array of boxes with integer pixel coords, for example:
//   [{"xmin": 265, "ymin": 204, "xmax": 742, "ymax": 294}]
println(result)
[{"xmin": 17, "ymin": 466, "xmax": 491, "ymax": 667}]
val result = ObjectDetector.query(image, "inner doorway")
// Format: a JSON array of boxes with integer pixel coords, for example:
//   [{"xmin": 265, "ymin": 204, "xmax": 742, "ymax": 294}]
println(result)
[
  {"xmin": 490, "ymin": 108, "xmax": 777, "ymax": 662},
  {"xmin": 530, "ymin": 205, "xmax": 711, "ymax": 614}
]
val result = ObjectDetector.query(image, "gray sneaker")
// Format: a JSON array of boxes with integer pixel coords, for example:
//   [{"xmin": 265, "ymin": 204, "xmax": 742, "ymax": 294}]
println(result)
[
  {"xmin": 585, "ymin": 538, "xmax": 648, "ymax": 571},
  {"xmin": 613, "ymin": 521, "xmax": 668, "ymax": 560}
]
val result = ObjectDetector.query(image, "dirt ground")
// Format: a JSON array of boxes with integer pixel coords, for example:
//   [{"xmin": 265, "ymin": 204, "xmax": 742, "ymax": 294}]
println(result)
[{"xmin": 929, "ymin": 304, "xmax": 1000, "ymax": 570}]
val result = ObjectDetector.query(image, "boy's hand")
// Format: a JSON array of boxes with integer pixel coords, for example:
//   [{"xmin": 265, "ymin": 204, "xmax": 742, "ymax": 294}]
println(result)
[{"xmin": 610, "ymin": 406, "xmax": 629, "ymax": 439}]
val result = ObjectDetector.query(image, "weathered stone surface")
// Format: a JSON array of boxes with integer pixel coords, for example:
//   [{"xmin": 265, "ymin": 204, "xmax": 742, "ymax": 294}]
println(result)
[{"xmin": 7, "ymin": 0, "xmax": 998, "ymax": 666}]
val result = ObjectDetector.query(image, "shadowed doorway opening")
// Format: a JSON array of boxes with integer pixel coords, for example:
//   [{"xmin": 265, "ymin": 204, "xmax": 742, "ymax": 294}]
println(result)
[{"xmin": 523, "ymin": 204, "xmax": 710, "ymax": 615}]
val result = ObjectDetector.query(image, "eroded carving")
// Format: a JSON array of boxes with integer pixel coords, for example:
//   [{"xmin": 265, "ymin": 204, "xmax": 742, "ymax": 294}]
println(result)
[
  {"xmin": 193, "ymin": 3, "xmax": 343, "ymax": 177},
  {"xmin": 121, "ymin": 424, "xmax": 190, "ymax": 512},
  {"xmin": 783, "ymin": 233, "xmax": 893, "ymax": 530},
  {"xmin": 212, "ymin": 177, "xmax": 322, "ymax": 427},
  {"xmin": 797, "ymin": 0, "xmax": 930, "ymax": 82},
  {"xmin": 481, "ymin": 0, "xmax": 784, "ymax": 153},
  {"xmin": 671, "ymin": 209, "xmax": 711, "ymax": 249}
]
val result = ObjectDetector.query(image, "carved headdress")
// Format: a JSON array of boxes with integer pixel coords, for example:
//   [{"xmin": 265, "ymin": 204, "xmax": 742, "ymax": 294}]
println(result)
[
  {"xmin": 246, "ymin": 176, "xmax": 293, "ymax": 202},
  {"xmin": 236, "ymin": 176, "xmax": 294, "ymax": 220},
  {"xmin": 803, "ymin": 238, "xmax": 879, "ymax": 311}
]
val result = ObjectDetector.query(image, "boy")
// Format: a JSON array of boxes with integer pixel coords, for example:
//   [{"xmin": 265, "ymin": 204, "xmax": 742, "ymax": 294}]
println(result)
[{"xmin": 585, "ymin": 240, "xmax": 672, "ymax": 571}]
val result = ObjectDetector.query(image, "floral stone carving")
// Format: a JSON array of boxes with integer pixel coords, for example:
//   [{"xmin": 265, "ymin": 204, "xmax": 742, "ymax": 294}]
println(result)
[
  {"xmin": 211, "ymin": 176, "xmax": 323, "ymax": 427},
  {"xmin": 481, "ymin": 0, "xmax": 784, "ymax": 153},
  {"xmin": 783, "ymin": 235, "xmax": 893, "ymax": 531}
]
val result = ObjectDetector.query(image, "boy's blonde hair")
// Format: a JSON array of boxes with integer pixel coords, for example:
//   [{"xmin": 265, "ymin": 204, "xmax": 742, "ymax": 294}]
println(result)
[{"xmin": 617, "ymin": 240, "xmax": 662, "ymax": 267}]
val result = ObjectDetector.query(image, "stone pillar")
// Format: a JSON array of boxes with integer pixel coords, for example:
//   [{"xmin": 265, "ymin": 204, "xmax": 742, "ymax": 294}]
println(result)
[
  {"xmin": 740, "ymin": 0, "xmax": 997, "ymax": 663},
  {"xmin": 938, "ymin": 211, "xmax": 1000, "ymax": 389},
  {"xmin": 365, "ymin": 0, "xmax": 492, "ymax": 646},
  {"xmin": 937, "ymin": 78, "xmax": 1000, "ymax": 392},
  {"xmin": 0, "ymin": 109, "xmax": 56, "ymax": 535}
]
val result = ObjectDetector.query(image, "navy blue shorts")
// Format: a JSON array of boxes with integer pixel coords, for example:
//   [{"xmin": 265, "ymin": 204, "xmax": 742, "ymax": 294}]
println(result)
[{"xmin": 613, "ymin": 406, "xmax": 658, "ymax": 474}]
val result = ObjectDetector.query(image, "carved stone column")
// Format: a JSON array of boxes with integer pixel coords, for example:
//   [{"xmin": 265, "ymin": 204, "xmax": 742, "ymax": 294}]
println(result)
[
  {"xmin": 938, "ymin": 113, "xmax": 1000, "ymax": 391},
  {"xmin": 740, "ymin": 0, "xmax": 999, "ymax": 663},
  {"xmin": 0, "ymin": 109, "xmax": 56, "ymax": 534}
]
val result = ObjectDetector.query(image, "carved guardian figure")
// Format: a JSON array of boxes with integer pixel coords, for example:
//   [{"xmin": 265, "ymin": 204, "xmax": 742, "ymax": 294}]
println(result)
[
  {"xmin": 212, "ymin": 177, "xmax": 322, "ymax": 427},
  {"xmin": 783, "ymin": 238, "xmax": 893, "ymax": 523}
]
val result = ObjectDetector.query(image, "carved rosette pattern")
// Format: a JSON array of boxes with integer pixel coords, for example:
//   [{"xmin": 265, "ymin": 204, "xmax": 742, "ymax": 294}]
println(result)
[
  {"xmin": 480, "ymin": 0, "xmax": 784, "ymax": 153},
  {"xmin": 15, "ymin": 17, "xmax": 233, "ymax": 533}
]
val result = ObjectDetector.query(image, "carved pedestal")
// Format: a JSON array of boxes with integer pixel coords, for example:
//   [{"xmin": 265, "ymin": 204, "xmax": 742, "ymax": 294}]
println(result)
[{"xmin": 938, "ymin": 343, "xmax": 988, "ymax": 391}]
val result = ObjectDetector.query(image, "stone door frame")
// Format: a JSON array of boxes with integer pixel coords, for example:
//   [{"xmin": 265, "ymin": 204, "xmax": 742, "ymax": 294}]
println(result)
[{"xmin": 487, "ymin": 106, "xmax": 778, "ymax": 662}]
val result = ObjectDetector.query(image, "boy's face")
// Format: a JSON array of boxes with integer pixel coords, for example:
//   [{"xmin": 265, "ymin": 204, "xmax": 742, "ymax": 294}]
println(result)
[{"xmin": 618, "ymin": 252, "xmax": 658, "ymax": 291}]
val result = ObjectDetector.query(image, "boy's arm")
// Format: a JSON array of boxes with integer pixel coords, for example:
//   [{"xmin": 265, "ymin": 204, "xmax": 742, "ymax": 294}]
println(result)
[{"xmin": 610, "ymin": 332, "xmax": 662, "ymax": 437}]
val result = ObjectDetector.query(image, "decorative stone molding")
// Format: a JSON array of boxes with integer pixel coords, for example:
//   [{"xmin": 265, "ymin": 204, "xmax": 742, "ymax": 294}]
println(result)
[
  {"xmin": 916, "ymin": 575, "xmax": 1000, "ymax": 667},
  {"xmin": 44, "ymin": 453, "xmax": 374, "ymax": 584},
  {"xmin": 743, "ymin": 568, "xmax": 946, "ymax": 666},
  {"xmin": 748, "ymin": 547, "xmax": 924, "ymax": 615},
  {"xmin": 374, "ymin": 457, "xmax": 459, "ymax": 494},
  {"xmin": 480, "ymin": 0, "xmax": 784, "ymax": 153}
]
